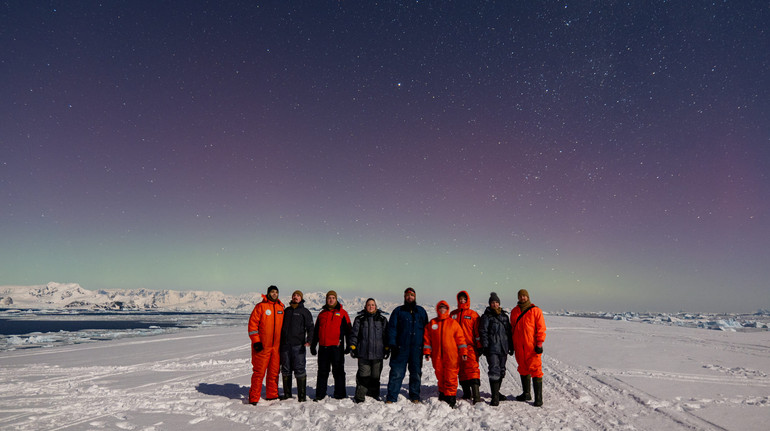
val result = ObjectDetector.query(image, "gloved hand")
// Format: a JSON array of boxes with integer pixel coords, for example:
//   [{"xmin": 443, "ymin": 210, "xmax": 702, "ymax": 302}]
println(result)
[
  {"xmin": 253, "ymin": 342, "xmax": 263, "ymax": 353},
  {"xmin": 483, "ymin": 347, "xmax": 490, "ymax": 357},
  {"xmin": 508, "ymin": 348, "xmax": 514, "ymax": 356},
  {"xmin": 534, "ymin": 343, "xmax": 543, "ymax": 354},
  {"xmin": 389, "ymin": 345, "xmax": 399, "ymax": 358},
  {"xmin": 349, "ymin": 345, "xmax": 357, "ymax": 358},
  {"xmin": 424, "ymin": 354, "xmax": 430, "ymax": 361},
  {"xmin": 383, "ymin": 346, "xmax": 390, "ymax": 359},
  {"xmin": 310, "ymin": 345, "xmax": 317, "ymax": 356},
  {"xmin": 475, "ymin": 347, "xmax": 483, "ymax": 357},
  {"xmin": 344, "ymin": 345, "xmax": 351, "ymax": 355}
]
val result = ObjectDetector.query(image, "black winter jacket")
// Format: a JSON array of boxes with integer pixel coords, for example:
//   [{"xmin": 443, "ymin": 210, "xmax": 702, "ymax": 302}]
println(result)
[
  {"xmin": 349, "ymin": 309, "xmax": 388, "ymax": 360},
  {"xmin": 280, "ymin": 300, "xmax": 314, "ymax": 346},
  {"xmin": 479, "ymin": 306, "xmax": 513, "ymax": 355}
]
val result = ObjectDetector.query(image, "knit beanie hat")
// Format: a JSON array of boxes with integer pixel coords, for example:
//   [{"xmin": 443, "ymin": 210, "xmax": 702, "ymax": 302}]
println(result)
[
  {"xmin": 517, "ymin": 289, "xmax": 530, "ymax": 299},
  {"xmin": 267, "ymin": 285, "xmax": 279, "ymax": 295},
  {"xmin": 488, "ymin": 291, "xmax": 501, "ymax": 304},
  {"xmin": 404, "ymin": 287, "xmax": 416, "ymax": 295},
  {"xmin": 326, "ymin": 290, "xmax": 338, "ymax": 299},
  {"xmin": 292, "ymin": 290, "xmax": 304, "ymax": 300}
]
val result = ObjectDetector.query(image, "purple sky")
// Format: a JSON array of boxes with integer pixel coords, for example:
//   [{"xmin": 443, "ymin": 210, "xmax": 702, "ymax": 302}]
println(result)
[{"xmin": 1, "ymin": 2, "xmax": 768, "ymax": 312}]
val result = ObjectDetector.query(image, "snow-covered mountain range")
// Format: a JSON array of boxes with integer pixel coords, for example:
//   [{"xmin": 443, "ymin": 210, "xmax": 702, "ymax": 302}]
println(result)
[
  {"xmin": 2, "ymin": 282, "xmax": 767, "ymax": 332},
  {"xmin": 0, "ymin": 282, "xmax": 398, "ymax": 313}
]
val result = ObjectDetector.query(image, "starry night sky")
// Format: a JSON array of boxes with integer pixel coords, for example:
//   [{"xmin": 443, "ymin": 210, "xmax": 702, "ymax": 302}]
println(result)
[{"xmin": 1, "ymin": 1, "xmax": 768, "ymax": 312}]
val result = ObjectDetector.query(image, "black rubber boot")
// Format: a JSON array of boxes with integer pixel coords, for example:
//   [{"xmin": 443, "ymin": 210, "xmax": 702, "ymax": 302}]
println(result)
[
  {"xmin": 367, "ymin": 379, "xmax": 380, "ymax": 401},
  {"xmin": 460, "ymin": 380, "xmax": 471, "ymax": 400},
  {"xmin": 516, "ymin": 374, "xmax": 532, "ymax": 402},
  {"xmin": 296, "ymin": 376, "xmax": 307, "ymax": 402},
  {"xmin": 533, "ymin": 377, "xmax": 543, "ymax": 407},
  {"xmin": 471, "ymin": 382, "xmax": 481, "ymax": 405},
  {"xmin": 281, "ymin": 376, "xmax": 292, "ymax": 400},
  {"xmin": 447, "ymin": 394, "xmax": 457, "ymax": 408},
  {"xmin": 489, "ymin": 379, "xmax": 501, "ymax": 406},
  {"xmin": 354, "ymin": 376, "xmax": 368, "ymax": 403}
]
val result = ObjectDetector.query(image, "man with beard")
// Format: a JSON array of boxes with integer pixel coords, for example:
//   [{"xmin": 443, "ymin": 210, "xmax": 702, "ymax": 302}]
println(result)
[
  {"xmin": 279, "ymin": 290, "xmax": 313, "ymax": 401},
  {"xmin": 510, "ymin": 289, "xmax": 547, "ymax": 407},
  {"xmin": 247, "ymin": 285, "xmax": 284, "ymax": 404},
  {"xmin": 385, "ymin": 287, "xmax": 429, "ymax": 403},
  {"xmin": 310, "ymin": 291, "xmax": 352, "ymax": 400}
]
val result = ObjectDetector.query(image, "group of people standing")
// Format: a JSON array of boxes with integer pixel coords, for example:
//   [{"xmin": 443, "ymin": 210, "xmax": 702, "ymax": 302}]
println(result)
[{"xmin": 247, "ymin": 285, "xmax": 546, "ymax": 408}]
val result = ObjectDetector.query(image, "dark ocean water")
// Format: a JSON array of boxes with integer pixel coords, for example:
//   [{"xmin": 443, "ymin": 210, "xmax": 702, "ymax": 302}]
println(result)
[
  {"xmin": 0, "ymin": 319, "xmax": 186, "ymax": 336},
  {"xmin": 0, "ymin": 311, "xmax": 247, "ymax": 336}
]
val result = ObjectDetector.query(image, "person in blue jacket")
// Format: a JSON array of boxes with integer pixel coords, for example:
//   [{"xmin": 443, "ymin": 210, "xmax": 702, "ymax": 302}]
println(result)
[{"xmin": 385, "ymin": 287, "xmax": 429, "ymax": 403}]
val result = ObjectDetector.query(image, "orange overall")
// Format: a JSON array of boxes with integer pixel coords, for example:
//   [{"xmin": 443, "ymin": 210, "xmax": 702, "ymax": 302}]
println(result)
[
  {"xmin": 450, "ymin": 291, "xmax": 481, "ymax": 382},
  {"xmin": 510, "ymin": 304, "xmax": 546, "ymax": 378},
  {"xmin": 423, "ymin": 301, "xmax": 468, "ymax": 397},
  {"xmin": 248, "ymin": 295, "xmax": 284, "ymax": 403}
]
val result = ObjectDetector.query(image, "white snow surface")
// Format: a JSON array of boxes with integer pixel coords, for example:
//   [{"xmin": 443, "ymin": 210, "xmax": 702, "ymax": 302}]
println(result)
[{"xmin": 1, "ymin": 316, "xmax": 769, "ymax": 430}]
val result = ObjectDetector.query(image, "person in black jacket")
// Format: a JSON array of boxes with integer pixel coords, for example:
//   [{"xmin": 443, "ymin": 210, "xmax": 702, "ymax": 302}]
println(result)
[
  {"xmin": 279, "ymin": 290, "xmax": 314, "ymax": 401},
  {"xmin": 349, "ymin": 298, "xmax": 389, "ymax": 403},
  {"xmin": 479, "ymin": 292, "xmax": 513, "ymax": 406}
]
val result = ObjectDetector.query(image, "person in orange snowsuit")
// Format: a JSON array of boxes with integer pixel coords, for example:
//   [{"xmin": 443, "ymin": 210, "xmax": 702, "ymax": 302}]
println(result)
[
  {"xmin": 423, "ymin": 300, "xmax": 468, "ymax": 408},
  {"xmin": 450, "ymin": 291, "xmax": 481, "ymax": 404},
  {"xmin": 510, "ymin": 289, "xmax": 546, "ymax": 407},
  {"xmin": 247, "ymin": 285, "xmax": 285, "ymax": 404}
]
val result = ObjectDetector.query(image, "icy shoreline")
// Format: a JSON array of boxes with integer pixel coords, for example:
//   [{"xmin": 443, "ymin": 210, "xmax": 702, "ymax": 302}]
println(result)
[{"xmin": 1, "ymin": 315, "xmax": 768, "ymax": 430}]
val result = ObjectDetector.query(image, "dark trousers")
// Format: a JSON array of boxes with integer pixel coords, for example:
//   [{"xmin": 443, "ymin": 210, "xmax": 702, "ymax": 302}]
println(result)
[
  {"xmin": 487, "ymin": 352, "xmax": 508, "ymax": 381},
  {"xmin": 317, "ymin": 345, "xmax": 346, "ymax": 399},
  {"xmin": 280, "ymin": 344, "xmax": 307, "ymax": 378},
  {"xmin": 355, "ymin": 358, "xmax": 384, "ymax": 401},
  {"xmin": 386, "ymin": 347, "xmax": 423, "ymax": 402}
]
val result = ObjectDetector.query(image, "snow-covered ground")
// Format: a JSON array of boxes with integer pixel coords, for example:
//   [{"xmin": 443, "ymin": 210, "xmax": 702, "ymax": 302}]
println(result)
[{"xmin": 1, "ymin": 315, "xmax": 768, "ymax": 430}]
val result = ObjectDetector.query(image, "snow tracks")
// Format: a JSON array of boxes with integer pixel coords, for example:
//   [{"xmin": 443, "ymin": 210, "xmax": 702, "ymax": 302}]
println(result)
[{"xmin": 1, "ymin": 317, "xmax": 768, "ymax": 430}]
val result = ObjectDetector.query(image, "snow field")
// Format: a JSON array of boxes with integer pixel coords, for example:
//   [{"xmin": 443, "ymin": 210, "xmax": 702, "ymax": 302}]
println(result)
[{"xmin": 0, "ymin": 316, "xmax": 768, "ymax": 430}]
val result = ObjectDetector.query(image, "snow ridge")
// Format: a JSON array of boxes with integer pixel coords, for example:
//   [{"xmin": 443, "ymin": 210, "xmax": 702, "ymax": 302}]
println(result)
[{"xmin": 0, "ymin": 282, "xmax": 399, "ymax": 313}]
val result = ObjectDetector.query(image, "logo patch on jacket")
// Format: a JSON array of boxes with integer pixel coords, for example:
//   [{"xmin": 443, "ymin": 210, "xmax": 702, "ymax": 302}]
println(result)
[
  {"xmin": 431, "ymin": 324, "xmax": 439, "ymax": 330},
  {"xmin": 265, "ymin": 310, "xmax": 272, "ymax": 316},
  {"xmin": 335, "ymin": 313, "xmax": 341, "ymax": 317},
  {"xmin": 464, "ymin": 316, "xmax": 472, "ymax": 319},
  {"xmin": 277, "ymin": 310, "xmax": 283, "ymax": 314}
]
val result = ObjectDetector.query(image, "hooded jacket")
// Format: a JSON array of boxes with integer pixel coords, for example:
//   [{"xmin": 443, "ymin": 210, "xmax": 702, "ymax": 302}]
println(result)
[
  {"xmin": 422, "ymin": 301, "xmax": 468, "ymax": 365},
  {"xmin": 350, "ymin": 308, "xmax": 388, "ymax": 360},
  {"xmin": 450, "ymin": 290, "xmax": 481, "ymax": 349}
]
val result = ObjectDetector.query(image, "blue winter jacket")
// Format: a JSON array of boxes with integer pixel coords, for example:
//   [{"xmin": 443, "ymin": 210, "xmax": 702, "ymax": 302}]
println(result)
[{"xmin": 386, "ymin": 303, "xmax": 429, "ymax": 351}]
